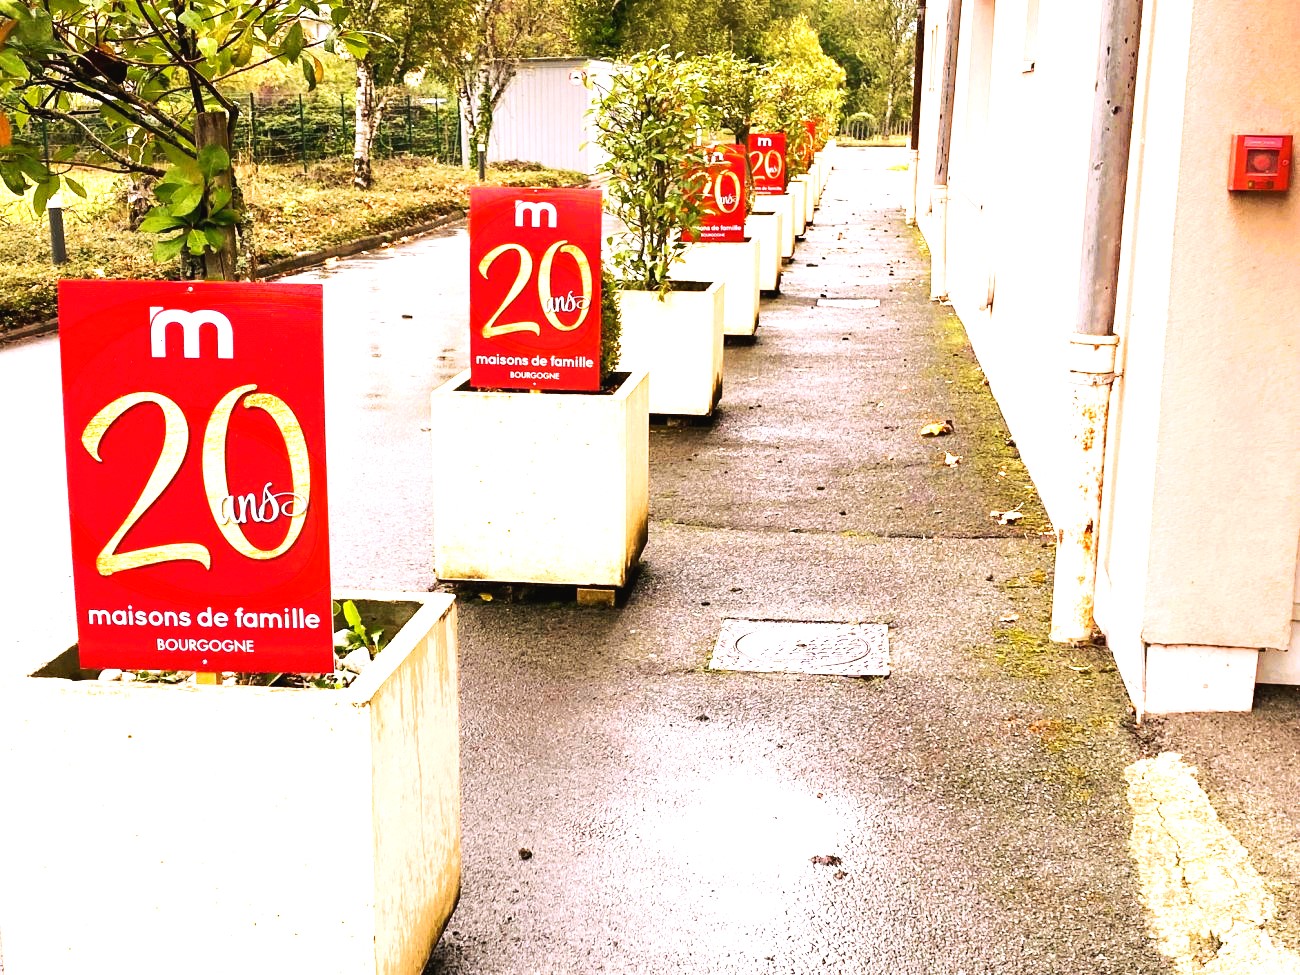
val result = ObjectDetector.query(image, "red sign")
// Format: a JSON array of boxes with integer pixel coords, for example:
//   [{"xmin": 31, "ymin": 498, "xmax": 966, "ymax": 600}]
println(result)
[
  {"xmin": 59, "ymin": 281, "xmax": 332, "ymax": 674},
  {"xmin": 747, "ymin": 132, "xmax": 787, "ymax": 195},
  {"xmin": 684, "ymin": 144, "xmax": 747, "ymax": 243},
  {"xmin": 469, "ymin": 187, "xmax": 603, "ymax": 391}
]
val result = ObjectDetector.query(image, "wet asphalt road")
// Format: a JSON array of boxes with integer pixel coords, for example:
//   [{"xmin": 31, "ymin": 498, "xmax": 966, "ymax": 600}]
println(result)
[{"xmin": 11, "ymin": 149, "xmax": 1291, "ymax": 973}]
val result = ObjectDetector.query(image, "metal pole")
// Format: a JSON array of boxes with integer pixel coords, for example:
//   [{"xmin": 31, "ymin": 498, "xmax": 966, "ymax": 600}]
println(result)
[
  {"xmin": 298, "ymin": 94, "xmax": 308, "ymax": 172},
  {"xmin": 1050, "ymin": 0, "xmax": 1145, "ymax": 644},
  {"xmin": 47, "ymin": 194, "xmax": 67, "ymax": 266},
  {"xmin": 405, "ymin": 94, "xmax": 413, "ymax": 153},
  {"xmin": 929, "ymin": 0, "xmax": 962, "ymax": 299},
  {"xmin": 39, "ymin": 119, "xmax": 66, "ymax": 265},
  {"xmin": 340, "ymin": 92, "xmax": 347, "ymax": 154},
  {"xmin": 907, "ymin": 1, "xmax": 927, "ymax": 225}
]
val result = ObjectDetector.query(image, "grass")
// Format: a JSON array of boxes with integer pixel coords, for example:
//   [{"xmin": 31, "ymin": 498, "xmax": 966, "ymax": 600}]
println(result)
[{"xmin": 0, "ymin": 156, "xmax": 586, "ymax": 334}]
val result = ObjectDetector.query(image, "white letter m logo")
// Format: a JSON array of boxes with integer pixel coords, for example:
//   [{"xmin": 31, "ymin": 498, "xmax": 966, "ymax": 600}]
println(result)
[
  {"xmin": 514, "ymin": 201, "xmax": 558, "ymax": 229},
  {"xmin": 149, "ymin": 306, "xmax": 234, "ymax": 359}
]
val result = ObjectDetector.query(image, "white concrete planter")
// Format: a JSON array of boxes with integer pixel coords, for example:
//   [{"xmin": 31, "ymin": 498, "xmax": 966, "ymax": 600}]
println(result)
[
  {"xmin": 792, "ymin": 173, "xmax": 816, "ymax": 226},
  {"xmin": 0, "ymin": 592, "xmax": 460, "ymax": 975},
  {"xmin": 430, "ymin": 371, "xmax": 649, "ymax": 587},
  {"xmin": 752, "ymin": 193, "xmax": 797, "ymax": 260},
  {"xmin": 813, "ymin": 154, "xmax": 827, "ymax": 205},
  {"xmin": 788, "ymin": 178, "xmax": 809, "ymax": 238},
  {"xmin": 744, "ymin": 212, "xmax": 783, "ymax": 294},
  {"xmin": 616, "ymin": 282, "xmax": 724, "ymax": 417},
  {"xmin": 670, "ymin": 239, "xmax": 760, "ymax": 338}
]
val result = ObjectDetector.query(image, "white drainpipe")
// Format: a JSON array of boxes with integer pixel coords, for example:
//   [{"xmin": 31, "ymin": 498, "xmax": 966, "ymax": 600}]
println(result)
[
  {"xmin": 1049, "ymin": 334, "xmax": 1119, "ymax": 642},
  {"xmin": 1050, "ymin": 0, "xmax": 1144, "ymax": 642}
]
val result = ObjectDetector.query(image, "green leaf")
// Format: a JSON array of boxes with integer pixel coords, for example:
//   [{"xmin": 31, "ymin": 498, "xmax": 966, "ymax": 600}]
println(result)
[
  {"xmin": 63, "ymin": 176, "xmax": 86, "ymax": 198},
  {"xmin": 185, "ymin": 228, "xmax": 208, "ymax": 255},
  {"xmin": 196, "ymin": 35, "xmax": 218, "ymax": 62},
  {"xmin": 203, "ymin": 227, "xmax": 226, "ymax": 250},
  {"xmin": 137, "ymin": 209, "xmax": 186, "ymax": 233},
  {"xmin": 281, "ymin": 21, "xmax": 304, "ymax": 61},
  {"xmin": 152, "ymin": 235, "xmax": 186, "ymax": 262},
  {"xmin": 0, "ymin": 50, "xmax": 27, "ymax": 80},
  {"xmin": 196, "ymin": 143, "xmax": 229, "ymax": 179},
  {"xmin": 207, "ymin": 186, "xmax": 231, "ymax": 211},
  {"xmin": 31, "ymin": 177, "xmax": 55, "ymax": 215},
  {"xmin": 178, "ymin": 8, "xmax": 204, "ymax": 31},
  {"xmin": 231, "ymin": 26, "xmax": 254, "ymax": 67},
  {"xmin": 342, "ymin": 600, "xmax": 362, "ymax": 629},
  {"xmin": 331, "ymin": 601, "xmax": 342, "ymax": 617},
  {"xmin": 301, "ymin": 56, "xmax": 317, "ymax": 92},
  {"xmin": 168, "ymin": 183, "xmax": 204, "ymax": 217}
]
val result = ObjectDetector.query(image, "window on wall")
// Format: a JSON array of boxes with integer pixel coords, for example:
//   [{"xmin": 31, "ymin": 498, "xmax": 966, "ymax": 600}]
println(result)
[{"xmin": 1023, "ymin": 0, "xmax": 1039, "ymax": 72}]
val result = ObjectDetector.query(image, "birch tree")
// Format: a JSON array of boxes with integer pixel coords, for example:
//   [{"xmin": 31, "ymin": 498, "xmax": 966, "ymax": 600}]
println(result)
[{"xmin": 428, "ymin": 0, "xmax": 567, "ymax": 172}]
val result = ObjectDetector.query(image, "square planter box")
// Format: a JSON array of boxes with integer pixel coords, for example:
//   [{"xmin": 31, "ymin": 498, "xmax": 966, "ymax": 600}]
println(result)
[
  {"xmin": 788, "ymin": 178, "xmax": 809, "ymax": 238},
  {"xmin": 431, "ymin": 370, "xmax": 649, "ymax": 587},
  {"xmin": 0, "ymin": 591, "xmax": 460, "ymax": 975},
  {"xmin": 617, "ymin": 282, "xmax": 724, "ymax": 418},
  {"xmin": 812, "ymin": 155, "xmax": 826, "ymax": 206},
  {"xmin": 752, "ymin": 193, "xmax": 797, "ymax": 261},
  {"xmin": 670, "ymin": 239, "xmax": 760, "ymax": 338},
  {"xmin": 744, "ymin": 212, "xmax": 783, "ymax": 294},
  {"xmin": 792, "ymin": 173, "xmax": 816, "ymax": 227}
]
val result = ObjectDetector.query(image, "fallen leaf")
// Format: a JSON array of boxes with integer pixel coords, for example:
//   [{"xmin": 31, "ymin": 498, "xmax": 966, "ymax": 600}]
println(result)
[
  {"xmin": 478, "ymin": 592, "xmax": 494, "ymax": 602},
  {"xmin": 810, "ymin": 854, "xmax": 842, "ymax": 867},
  {"xmin": 833, "ymin": 870, "xmax": 848, "ymax": 880},
  {"xmin": 919, "ymin": 419, "xmax": 954, "ymax": 437},
  {"xmin": 999, "ymin": 511, "xmax": 1023, "ymax": 526},
  {"xmin": 1068, "ymin": 665, "xmax": 1092, "ymax": 674},
  {"xmin": 944, "ymin": 452, "xmax": 962, "ymax": 467},
  {"xmin": 998, "ymin": 613, "xmax": 1019, "ymax": 624},
  {"xmin": 518, "ymin": 848, "xmax": 533, "ymax": 861}
]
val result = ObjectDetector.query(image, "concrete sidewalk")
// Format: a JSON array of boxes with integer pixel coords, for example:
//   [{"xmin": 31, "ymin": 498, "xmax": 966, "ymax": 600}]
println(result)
[
  {"xmin": 426, "ymin": 150, "xmax": 1174, "ymax": 974},
  {"xmin": 3, "ymin": 147, "xmax": 1295, "ymax": 974}
]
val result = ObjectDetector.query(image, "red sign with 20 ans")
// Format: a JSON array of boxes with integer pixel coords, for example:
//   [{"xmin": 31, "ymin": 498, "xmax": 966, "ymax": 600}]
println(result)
[
  {"xmin": 684, "ymin": 143, "xmax": 747, "ymax": 243},
  {"xmin": 59, "ymin": 281, "xmax": 332, "ymax": 674},
  {"xmin": 748, "ymin": 132, "xmax": 788, "ymax": 196},
  {"xmin": 469, "ymin": 187, "xmax": 603, "ymax": 391}
]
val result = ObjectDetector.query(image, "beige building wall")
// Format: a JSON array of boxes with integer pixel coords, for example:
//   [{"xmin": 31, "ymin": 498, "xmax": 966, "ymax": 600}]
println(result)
[
  {"xmin": 1118, "ymin": 0, "xmax": 1300, "ymax": 703},
  {"xmin": 916, "ymin": 0, "xmax": 1300, "ymax": 711}
]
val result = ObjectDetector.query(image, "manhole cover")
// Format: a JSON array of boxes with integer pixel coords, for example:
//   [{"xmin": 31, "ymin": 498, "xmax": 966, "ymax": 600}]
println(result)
[
  {"xmin": 710, "ymin": 618, "xmax": 890, "ymax": 677},
  {"xmin": 816, "ymin": 297, "xmax": 881, "ymax": 309}
]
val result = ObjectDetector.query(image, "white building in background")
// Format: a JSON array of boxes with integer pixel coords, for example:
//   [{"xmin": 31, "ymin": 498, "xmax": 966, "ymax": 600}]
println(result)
[
  {"xmin": 461, "ymin": 58, "xmax": 617, "ymax": 176},
  {"xmin": 913, "ymin": 1, "xmax": 1300, "ymax": 713}
]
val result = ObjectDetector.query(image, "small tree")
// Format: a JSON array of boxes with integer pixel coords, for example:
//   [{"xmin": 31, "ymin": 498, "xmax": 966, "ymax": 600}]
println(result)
[
  {"xmin": 754, "ymin": 16, "xmax": 845, "ymax": 176},
  {"xmin": 428, "ymin": 0, "xmax": 564, "ymax": 175},
  {"xmin": 592, "ymin": 48, "xmax": 715, "ymax": 295},
  {"xmin": 693, "ymin": 52, "xmax": 763, "ymax": 145},
  {"xmin": 341, "ymin": 0, "xmax": 443, "ymax": 188},
  {"xmin": 0, "ymin": 0, "xmax": 365, "ymax": 277}
]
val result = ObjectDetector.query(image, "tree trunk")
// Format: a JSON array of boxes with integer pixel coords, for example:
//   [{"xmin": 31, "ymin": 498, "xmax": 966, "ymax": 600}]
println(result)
[
  {"xmin": 353, "ymin": 59, "xmax": 385, "ymax": 189},
  {"xmin": 196, "ymin": 111, "xmax": 237, "ymax": 281},
  {"xmin": 126, "ymin": 174, "xmax": 155, "ymax": 231}
]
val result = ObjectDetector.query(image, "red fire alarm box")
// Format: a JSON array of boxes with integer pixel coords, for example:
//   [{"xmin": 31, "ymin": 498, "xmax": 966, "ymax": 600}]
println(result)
[{"xmin": 1228, "ymin": 134, "xmax": 1291, "ymax": 192}]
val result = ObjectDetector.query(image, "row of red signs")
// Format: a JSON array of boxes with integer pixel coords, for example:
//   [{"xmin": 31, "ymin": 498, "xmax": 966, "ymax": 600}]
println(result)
[{"xmin": 61, "ymin": 126, "xmax": 823, "ymax": 672}]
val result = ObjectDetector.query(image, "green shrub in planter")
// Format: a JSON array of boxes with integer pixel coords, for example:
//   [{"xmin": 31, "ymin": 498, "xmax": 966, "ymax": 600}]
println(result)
[
  {"xmin": 592, "ymin": 48, "xmax": 716, "ymax": 296},
  {"xmin": 600, "ymin": 266, "xmax": 623, "ymax": 381}
]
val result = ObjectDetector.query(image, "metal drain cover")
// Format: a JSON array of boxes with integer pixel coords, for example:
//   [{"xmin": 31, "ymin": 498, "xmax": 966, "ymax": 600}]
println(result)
[{"xmin": 710, "ymin": 618, "xmax": 890, "ymax": 677}]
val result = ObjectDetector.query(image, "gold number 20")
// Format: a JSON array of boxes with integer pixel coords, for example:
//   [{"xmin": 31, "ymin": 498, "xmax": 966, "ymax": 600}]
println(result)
[
  {"xmin": 81, "ymin": 385, "xmax": 310, "ymax": 577},
  {"xmin": 478, "ymin": 239, "xmax": 593, "ymax": 339}
]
